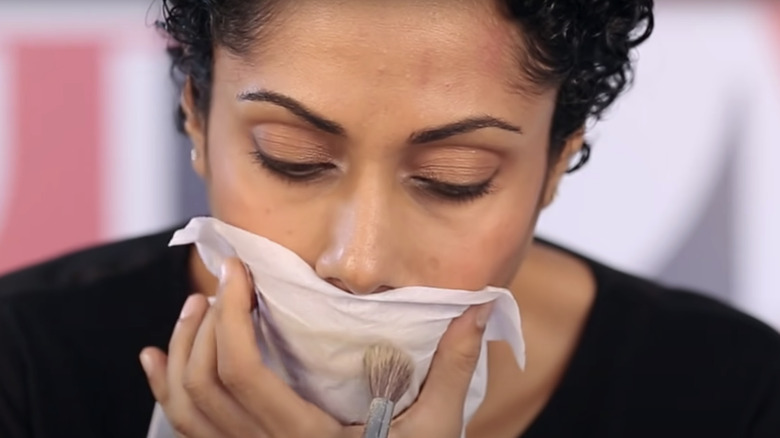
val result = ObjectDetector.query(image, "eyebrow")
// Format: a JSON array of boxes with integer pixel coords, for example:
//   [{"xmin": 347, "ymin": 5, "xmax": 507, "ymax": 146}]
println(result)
[
  {"xmin": 408, "ymin": 116, "xmax": 522, "ymax": 144},
  {"xmin": 237, "ymin": 89, "xmax": 523, "ymax": 143},
  {"xmin": 238, "ymin": 90, "xmax": 346, "ymax": 135}
]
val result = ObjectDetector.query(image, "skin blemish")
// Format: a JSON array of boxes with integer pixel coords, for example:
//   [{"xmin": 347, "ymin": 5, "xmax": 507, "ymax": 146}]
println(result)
[
  {"xmin": 427, "ymin": 255, "xmax": 441, "ymax": 272},
  {"xmin": 415, "ymin": 49, "xmax": 435, "ymax": 88},
  {"xmin": 478, "ymin": 25, "xmax": 517, "ymax": 78}
]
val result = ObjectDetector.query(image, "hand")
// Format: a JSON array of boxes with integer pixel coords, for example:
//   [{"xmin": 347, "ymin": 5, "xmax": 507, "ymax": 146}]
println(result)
[{"xmin": 139, "ymin": 258, "xmax": 493, "ymax": 438}]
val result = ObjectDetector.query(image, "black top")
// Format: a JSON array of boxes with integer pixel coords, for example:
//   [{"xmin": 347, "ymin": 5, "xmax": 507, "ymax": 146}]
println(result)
[{"xmin": 1, "ymin": 226, "xmax": 779, "ymax": 438}]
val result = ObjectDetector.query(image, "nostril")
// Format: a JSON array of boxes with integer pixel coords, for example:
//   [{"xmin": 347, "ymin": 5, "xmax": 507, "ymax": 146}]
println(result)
[
  {"xmin": 372, "ymin": 285, "xmax": 392, "ymax": 293},
  {"xmin": 326, "ymin": 278, "xmax": 350, "ymax": 292},
  {"xmin": 325, "ymin": 278, "xmax": 392, "ymax": 295}
]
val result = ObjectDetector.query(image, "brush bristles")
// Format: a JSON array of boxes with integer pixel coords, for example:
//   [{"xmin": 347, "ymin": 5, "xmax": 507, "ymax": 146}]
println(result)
[{"xmin": 363, "ymin": 342, "xmax": 414, "ymax": 403}]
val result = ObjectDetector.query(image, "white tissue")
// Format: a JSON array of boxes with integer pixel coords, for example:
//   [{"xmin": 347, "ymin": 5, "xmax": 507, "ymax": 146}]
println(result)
[{"xmin": 150, "ymin": 216, "xmax": 525, "ymax": 435}]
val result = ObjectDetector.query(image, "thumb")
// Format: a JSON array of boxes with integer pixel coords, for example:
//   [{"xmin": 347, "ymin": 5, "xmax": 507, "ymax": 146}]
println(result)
[{"xmin": 415, "ymin": 302, "xmax": 493, "ymax": 417}]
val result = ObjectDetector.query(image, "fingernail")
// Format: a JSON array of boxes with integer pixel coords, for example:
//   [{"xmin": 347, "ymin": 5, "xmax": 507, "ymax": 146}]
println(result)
[
  {"xmin": 139, "ymin": 351, "xmax": 153, "ymax": 375},
  {"xmin": 475, "ymin": 302, "xmax": 494, "ymax": 329},
  {"xmin": 219, "ymin": 262, "xmax": 230, "ymax": 286},
  {"xmin": 179, "ymin": 295, "xmax": 198, "ymax": 320}
]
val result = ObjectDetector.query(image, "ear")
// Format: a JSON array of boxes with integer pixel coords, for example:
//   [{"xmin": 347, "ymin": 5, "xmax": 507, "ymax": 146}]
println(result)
[
  {"xmin": 181, "ymin": 78, "xmax": 208, "ymax": 179},
  {"xmin": 541, "ymin": 130, "xmax": 585, "ymax": 208}
]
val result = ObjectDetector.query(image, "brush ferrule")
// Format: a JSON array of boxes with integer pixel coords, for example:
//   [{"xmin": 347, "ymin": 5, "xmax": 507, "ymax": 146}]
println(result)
[{"xmin": 362, "ymin": 397, "xmax": 395, "ymax": 438}]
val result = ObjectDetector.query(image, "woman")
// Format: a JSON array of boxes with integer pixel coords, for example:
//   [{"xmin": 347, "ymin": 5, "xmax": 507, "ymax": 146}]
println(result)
[{"xmin": 1, "ymin": 0, "xmax": 779, "ymax": 437}]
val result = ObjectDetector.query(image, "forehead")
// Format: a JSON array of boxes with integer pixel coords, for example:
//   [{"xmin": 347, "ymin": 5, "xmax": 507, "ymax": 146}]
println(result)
[
  {"xmin": 213, "ymin": 1, "xmax": 555, "ymax": 137},
  {"xmin": 259, "ymin": 2, "xmax": 518, "ymax": 81}
]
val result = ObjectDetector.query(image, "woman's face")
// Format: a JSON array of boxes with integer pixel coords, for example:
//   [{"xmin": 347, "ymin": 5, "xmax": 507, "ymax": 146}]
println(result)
[{"xmin": 185, "ymin": 1, "xmax": 576, "ymax": 293}]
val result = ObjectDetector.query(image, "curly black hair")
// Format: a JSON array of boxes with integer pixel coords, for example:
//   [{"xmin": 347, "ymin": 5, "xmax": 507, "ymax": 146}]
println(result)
[{"xmin": 157, "ymin": 0, "xmax": 653, "ymax": 171}]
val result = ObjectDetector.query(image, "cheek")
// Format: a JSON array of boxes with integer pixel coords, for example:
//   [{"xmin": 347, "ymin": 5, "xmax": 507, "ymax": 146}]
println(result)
[
  {"xmin": 203, "ymin": 114, "xmax": 261, "ymax": 220},
  {"xmin": 203, "ymin": 113, "xmax": 328, "ymax": 263},
  {"xmin": 407, "ymin": 172, "xmax": 546, "ymax": 290},
  {"xmin": 430, "ymin": 208, "xmax": 539, "ymax": 289}
]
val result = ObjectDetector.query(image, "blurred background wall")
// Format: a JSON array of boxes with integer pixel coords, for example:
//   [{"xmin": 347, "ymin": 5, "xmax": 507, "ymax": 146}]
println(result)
[{"xmin": 0, "ymin": 1, "xmax": 778, "ymax": 328}]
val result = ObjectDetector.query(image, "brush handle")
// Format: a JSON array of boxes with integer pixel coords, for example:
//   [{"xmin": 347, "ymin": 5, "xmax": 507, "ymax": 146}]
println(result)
[{"xmin": 362, "ymin": 398, "xmax": 395, "ymax": 438}]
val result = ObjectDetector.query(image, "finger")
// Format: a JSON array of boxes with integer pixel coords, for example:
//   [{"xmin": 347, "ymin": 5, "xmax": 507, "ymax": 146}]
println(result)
[
  {"xmin": 140, "ymin": 347, "xmax": 170, "ymax": 403},
  {"xmin": 162, "ymin": 294, "xmax": 223, "ymax": 438},
  {"xmin": 415, "ymin": 302, "xmax": 493, "ymax": 418},
  {"xmin": 213, "ymin": 258, "xmax": 313, "ymax": 433},
  {"xmin": 140, "ymin": 349, "xmax": 194, "ymax": 438},
  {"xmin": 185, "ymin": 302, "xmax": 262, "ymax": 437},
  {"xmin": 167, "ymin": 294, "xmax": 210, "ymax": 397}
]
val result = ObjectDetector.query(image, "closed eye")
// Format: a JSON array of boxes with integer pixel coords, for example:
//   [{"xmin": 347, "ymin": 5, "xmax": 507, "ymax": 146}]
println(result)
[
  {"xmin": 250, "ymin": 149, "xmax": 336, "ymax": 182},
  {"xmin": 411, "ymin": 176, "xmax": 495, "ymax": 203}
]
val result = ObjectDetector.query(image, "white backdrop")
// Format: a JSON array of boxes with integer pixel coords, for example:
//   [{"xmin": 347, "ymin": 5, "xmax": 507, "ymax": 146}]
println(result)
[{"xmin": 537, "ymin": 2, "xmax": 780, "ymax": 327}]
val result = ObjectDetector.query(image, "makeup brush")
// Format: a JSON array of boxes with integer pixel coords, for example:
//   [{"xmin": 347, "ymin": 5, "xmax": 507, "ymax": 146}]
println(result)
[{"xmin": 361, "ymin": 342, "xmax": 414, "ymax": 438}]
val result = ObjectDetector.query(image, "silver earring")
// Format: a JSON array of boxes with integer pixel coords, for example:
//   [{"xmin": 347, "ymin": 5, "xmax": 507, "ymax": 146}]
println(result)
[{"xmin": 190, "ymin": 148, "xmax": 198, "ymax": 161}]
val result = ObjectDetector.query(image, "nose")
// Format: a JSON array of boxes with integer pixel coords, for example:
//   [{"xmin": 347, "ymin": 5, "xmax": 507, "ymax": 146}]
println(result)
[{"xmin": 315, "ymin": 190, "xmax": 397, "ymax": 295}]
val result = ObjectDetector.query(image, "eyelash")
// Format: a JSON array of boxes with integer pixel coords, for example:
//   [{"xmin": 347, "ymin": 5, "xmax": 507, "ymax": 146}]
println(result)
[
  {"xmin": 411, "ymin": 176, "xmax": 495, "ymax": 203},
  {"xmin": 250, "ymin": 150, "xmax": 495, "ymax": 202},
  {"xmin": 250, "ymin": 150, "xmax": 336, "ymax": 183}
]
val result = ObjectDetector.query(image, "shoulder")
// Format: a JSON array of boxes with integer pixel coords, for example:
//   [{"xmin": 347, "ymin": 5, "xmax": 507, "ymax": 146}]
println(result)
[
  {"xmin": 537, "ymin": 239, "xmax": 780, "ymax": 431},
  {"xmin": 0, "ymin": 225, "xmax": 183, "ymax": 300},
  {"xmin": 537, "ymin": 237, "xmax": 780, "ymax": 353},
  {"xmin": 581, "ymin": 251, "xmax": 780, "ymax": 433},
  {"xmin": 0, "ymin": 226, "xmax": 189, "ymax": 438},
  {"xmin": 599, "ymin": 261, "xmax": 780, "ymax": 363},
  {"xmin": 0, "ymin": 225, "xmax": 190, "ymax": 352}
]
